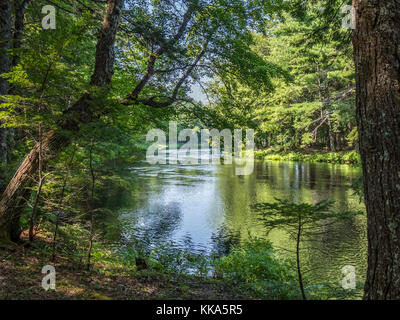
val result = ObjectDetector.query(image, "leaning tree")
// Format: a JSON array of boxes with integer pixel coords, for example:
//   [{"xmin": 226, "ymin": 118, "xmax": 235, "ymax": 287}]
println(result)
[{"xmin": 0, "ymin": 0, "xmax": 124, "ymax": 241}]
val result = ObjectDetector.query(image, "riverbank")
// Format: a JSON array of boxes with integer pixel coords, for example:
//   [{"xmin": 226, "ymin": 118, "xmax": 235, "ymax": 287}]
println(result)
[
  {"xmin": 0, "ymin": 240, "xmax": 257, "ymax": 300},
  {"xmin": 0, "ymin": 251, "xmax": 252, "ymax": 300},
  {"xmin": 0, "ymin": 221, "xmax": 363, "ymax": 300},
  {"xmin": 0, "ymin": 225, "xmax": 297, "ymax": 300},
  {"xmin": 254, "ymin": 150, "xmax": 361, "ymax": 165}
]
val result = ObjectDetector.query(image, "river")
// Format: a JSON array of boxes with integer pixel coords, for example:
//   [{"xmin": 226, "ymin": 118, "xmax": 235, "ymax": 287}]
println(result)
[{"xmin": 110, "ymin": 151, "xmax": 366, "ymax": 292}]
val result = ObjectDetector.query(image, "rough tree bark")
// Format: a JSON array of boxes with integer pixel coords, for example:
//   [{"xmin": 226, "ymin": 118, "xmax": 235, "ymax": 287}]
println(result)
[
  {"xmin": 353, "ymin": 0, "xmax": 400, "ymax": 299},
  {"xmin": 0, "ymin": 0, "xmax": 12, "ymax": 187},
  {"xmin": 0, "ymin": 0, "xmax": 123, "ymax": 242}
]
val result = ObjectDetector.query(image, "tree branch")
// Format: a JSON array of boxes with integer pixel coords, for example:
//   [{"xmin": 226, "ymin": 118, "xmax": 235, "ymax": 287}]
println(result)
[
  {"xmin": 121, "ymin": 5, "xmax": 194, "ymax": 104},
  {"xmin": 134, "ymin": 40, "xmax": 209, "ymax": 108}
]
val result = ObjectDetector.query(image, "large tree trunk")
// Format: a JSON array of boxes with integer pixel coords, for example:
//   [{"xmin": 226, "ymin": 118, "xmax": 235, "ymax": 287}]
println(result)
[
  {"xmin": 0, "ymin": 0, "xmax": 12, "ymax": 188},
  {"xmin": 11, "ymin": 1, "xmax": 31, "ymax": 68},
  {"xmin": 353, "ymin": 0, "xmax": 400, "ymax": 299},
  {"xmin": 5, "ymin": 1, "xmax": 32, "ymax": 166},
  {"xmin": 0, "ymin": 0, "xmax": 123, "ymax": 242}
]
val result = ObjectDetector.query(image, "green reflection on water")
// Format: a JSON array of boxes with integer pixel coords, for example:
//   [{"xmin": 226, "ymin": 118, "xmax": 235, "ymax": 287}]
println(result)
[{"xmin": 111, "ymin": 158, "xmax": 366, "ymax": 293}]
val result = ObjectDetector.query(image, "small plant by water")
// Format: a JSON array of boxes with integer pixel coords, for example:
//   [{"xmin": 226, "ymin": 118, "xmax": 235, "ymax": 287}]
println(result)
[{"xmin": 253, "ymin": 199, "xmax": 362, "ymax": 300}]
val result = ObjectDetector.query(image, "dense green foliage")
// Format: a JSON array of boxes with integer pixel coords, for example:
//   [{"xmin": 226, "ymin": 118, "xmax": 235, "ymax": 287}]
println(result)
[
  {"xmin": 214, "ymin": 238, "xmax": 300, "ymax": 299},
  {"xmin": 0, "ymin": 0, "xmax": 366, "ymax": 300},
  {"xmin": 204, "ymin": 10, "xmax": 356, "ymax": 153}
]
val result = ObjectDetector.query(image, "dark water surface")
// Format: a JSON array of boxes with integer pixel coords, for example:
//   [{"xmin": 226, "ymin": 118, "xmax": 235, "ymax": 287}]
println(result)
[{"xmin": 113, "ymin": 153, "xmax": 366, "ymax": 289}]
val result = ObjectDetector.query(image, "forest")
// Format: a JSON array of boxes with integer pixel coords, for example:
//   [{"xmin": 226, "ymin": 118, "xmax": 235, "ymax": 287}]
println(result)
[{"xmin": 0, "ymin": 0, "xmax": 399, "ymax": 301}]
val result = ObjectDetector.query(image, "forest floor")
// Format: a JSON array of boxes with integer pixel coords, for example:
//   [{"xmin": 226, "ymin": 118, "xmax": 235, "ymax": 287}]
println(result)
[{"xmin": 0, "ymin": 238, "xmax": 256, "ymax": 300}]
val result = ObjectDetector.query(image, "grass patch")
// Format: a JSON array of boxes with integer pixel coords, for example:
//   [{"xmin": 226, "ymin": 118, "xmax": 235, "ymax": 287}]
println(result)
[{"xmin": 254, "ymin": 150, "xmax": 361, "ymax": 165}]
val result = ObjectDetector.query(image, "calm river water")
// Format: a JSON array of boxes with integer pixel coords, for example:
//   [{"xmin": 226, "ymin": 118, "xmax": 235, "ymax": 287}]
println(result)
[{"xmin": 114, "ymin": 151, "xmax": 366, "ymax": 290}]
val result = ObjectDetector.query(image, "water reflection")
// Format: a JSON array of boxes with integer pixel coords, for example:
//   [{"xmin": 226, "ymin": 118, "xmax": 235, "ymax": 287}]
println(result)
[{"xmin": 113, "ymin": 155, "xmax": 366, "ymax": 287}]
